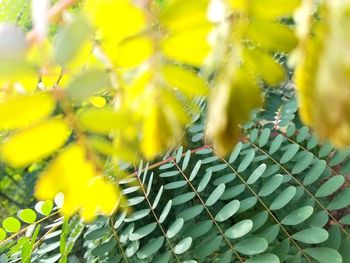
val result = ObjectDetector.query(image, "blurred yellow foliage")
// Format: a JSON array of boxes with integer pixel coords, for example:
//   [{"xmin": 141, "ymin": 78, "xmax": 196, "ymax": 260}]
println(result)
[
  {"xmin": 1, "ymin": 0, "xmax": 349, "ymax": 222},
  {"xmin": 35, "ymin": 144, "xmax": 118, "ymax": 221},
  {"xmin": 0, "ymin": 118, "xmax": 70, "ymax": 167}
]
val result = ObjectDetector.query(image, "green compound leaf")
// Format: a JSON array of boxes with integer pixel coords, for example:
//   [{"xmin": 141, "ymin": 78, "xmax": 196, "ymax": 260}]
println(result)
[{"xmin": 54, "ymin": 14, "xmax": 92, "ymax": 66}]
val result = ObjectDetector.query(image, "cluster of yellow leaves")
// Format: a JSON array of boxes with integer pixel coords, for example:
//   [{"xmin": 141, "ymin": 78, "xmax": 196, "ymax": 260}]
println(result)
[
  {"xmin": 3, "ymin": 0, "xmax": 350, "ymax": 223},
  {"xmin": 295, "ymin": 0, "xmax": 350, "ymax": 147},
  {"xmin": 0, "ymin": 0, "xmax": 213, "ymax": 221},
  {"xmin": 83, "ymin": 0, "xmax": 211, "ymax": 159},
  {"xmin": 207, "ymin": 0, "xmax": 300, "ymax": 154},
  {"xmin": 35, "ymin": 144, "xmax": 119, "ymax": 221},
  {"xmin": 0, "ymin": 92, "xmax": 118, "ymax": 221}
]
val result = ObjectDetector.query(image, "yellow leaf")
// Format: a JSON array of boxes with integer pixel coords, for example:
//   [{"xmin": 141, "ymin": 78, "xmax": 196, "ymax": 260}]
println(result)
[
  {"xmin": 0, "ymin": 58, "xmax": 37, "ymax": 84},
  {"xmin": 78, "ymin": 107, "xmax": 128, "ymax": 134},
  {"xmin": 141, "ymin": 103, "xmax": 166, "ymax": 159},
  {"xmin": 244, "ymin": 49, "xmax": 286, "ymax": 85},
  {"xmin": 0, "ymin": 92, "xmax": 56, "ymax": 130},
  {"xmin": 161, "ymin": 65, "xmax": 208, "ymax": 97},
  {"xmin": 295, "ymin": 1, "xmax": 350, "ymax": 147},
  {"xmin": 160, "ymin": 0, "xmax": 212, "ymax": 66},
  {"xmin": 206, "ymin": 69, "xmax": 262, "ymax": 155},
  {"xmin": 228, "ymin": 0, "xmax": 247, "ymax": 12},
  {"xmin": 35, "ymin": 144, "xmax": 118, "ymax": 221},
  {"xmin": 252, "ymin": 0, "xmax": 301, "ymax": 19},
  {"xmin": 162, "ymin": 25, "xmax": 212, "ymax": 66},
  {"xmin": 85, "ymin": 0, "xmax": 146, "ymax": 43},
  {"xmin": 246, "ymin": 21, "xmax": 297, "ymax": 52},
  {"xmin": 104, "ymin": 36, "xmax": 153, "ymax": 68},
  {"xmin": 0, "ymin": 118, "xmax": 70, "ymax": 167},
  {"xmin": 81, "ymin": 176, "xmax": 121, "ymax": 221},
  {"xmin": 89, "ymin": 96, "xmax": 106, "ymax": 108},
  {"xmin": 160, "ymin": 0, "xmax": 210, "ymax": 31},
  {"xmin": 141, "ymin": 92, "xmax": 185, "ymax": 159}
]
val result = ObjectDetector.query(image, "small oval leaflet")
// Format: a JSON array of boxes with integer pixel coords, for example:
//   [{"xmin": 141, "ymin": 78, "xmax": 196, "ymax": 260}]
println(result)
[
  {"xmin": 247, "ymin": 163, "xmax": 266, "ymax": 184},
  {"xmin": 235, "ymin": 237, "xmax": 268, "ymax": 255},
  {"xmin": 215, "ymin": 200, "xmax": 240, "ymax": 222},
  {"xmin": 327, "ymin": 188, "xmax": 350, "ymax": 211},
  {"xmin": 303, "ymin": 159, "xmax": 326, "ymax": 186},
  {"xmin": 137, "ymin": 236, "xmax": 164, "ymax": 259},
  {"xmin": 258, "ymin": 128, "xmax": 271, "ymax": 147},
  {"xmin": 292, "ymin": 227, "xmax": 329, "ymax": 244},
  {"xmin": 2, "ymin": 217, "xmax": 21, "ymax": 233},
  {"xmin": 245, "ymin": 253, "xmax": 280, "ymax": 263},
  {"xmin": 129, "ymin": 222, "xmax": 157, "ymax": 241},
  {"xmin": 280, "ymin": 144, "xmax": 299, "ymax": 164},
  {"xmin": 292, "ymin": 151, "xmax": 314, "ymax": 174},
  {"xmin": 197, "ymin": 170, "xmax": 212, "ymax": 192},
  {"xmin": 166, "ymin": 218, "xmax": 184, "ymax": 238},
  {"xmin": 174, "ymin": 237, "xmax": 192, "ymax": 254},
  {"xmin": 315, "ymin": 175, "xmax": 345, "ymax": 197},
  {"xmin": 177, "ymin": 205, "xmax": 203, "ymax": 222},
  {"xmin": 269, "ymin": 186, "xmax": 296, "ymax": 210},
  {"xmin": 205, "ymin": 183, "xmax": 225, "ymax": 206},
  {"xmin": 269, "ymin": 134, "xmax": 284, "ymax": 154},
  {"xmin": 189, "ymin": 160, "xmax": 201, "ymax": 181},
  {"xmin": 159, "ymin": 200, "xmax": 172, "ymax": 223},
  {"xmin": 281, "ymin": 206, "xmax": 313, "ymax": 226},
  {"xmin": 303, "ymin": 247, "xmax": 342, "ymax": 263},
  {"xmin": 126, "ymin": 241, "xmax": 140, "ymax": 257},
  {"xmin": 172, "ymin": 192, "xmax": 195, "ymax": 206},
  {"xmin": 18, "ymin": 209, "xmax": 37, "ymax": 224},
  {"xmin": 258, "ymin": 174, "xmax": 283, "ymax": 197},
  {"xmin": 238, "ymin": 149, "xmax": 255, "ymax": 172},
  {"xmin": 229, "ymin": 142, "xmax": 242, "ymax": 163},
  {"xmin": 0, "ymin": 228, "xmax": 6, "ymax": 241},
  {"xmin": 225, "ymin": 219, "xmax": 253, "ymax": 239}
]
